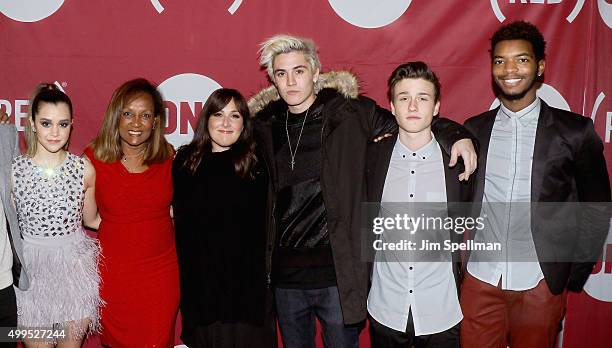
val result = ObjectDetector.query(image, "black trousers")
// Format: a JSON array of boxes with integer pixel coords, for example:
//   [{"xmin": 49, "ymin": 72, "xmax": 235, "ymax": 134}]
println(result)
[
  {"xmin": 0, "ymin": 285, "xmax": 17, "ymax": 348},
  {"xmin": 183, "ymin": 290, "xmax": 277, "ymax": 348},
  {"xmin": 369, "ymin": 311, "xmax": 459, "ymax": 348}
]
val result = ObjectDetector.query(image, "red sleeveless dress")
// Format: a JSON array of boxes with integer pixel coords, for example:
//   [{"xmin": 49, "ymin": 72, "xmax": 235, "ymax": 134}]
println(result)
[{"xmin": 85, "ymin": 148, "xmax": 179, "ymax": 347}]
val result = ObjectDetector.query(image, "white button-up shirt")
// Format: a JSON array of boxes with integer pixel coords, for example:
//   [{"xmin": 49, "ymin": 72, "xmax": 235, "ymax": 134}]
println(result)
[
  {"xmin": 368, "ymin": 135, "xmax": 463, "ymax": 335},
  {"xmin": 468, "ymin": 98, "xmax": 544, "ymax": 290}
]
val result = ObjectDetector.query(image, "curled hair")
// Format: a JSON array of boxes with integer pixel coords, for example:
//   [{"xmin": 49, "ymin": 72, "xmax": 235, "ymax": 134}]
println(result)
[
  {"xmin": 491, "ymin": 20, "xmax": 546, "ymax": 61},
  {"xmin": 259, "ymin": 34, "xmax": 321, "ymax": 80},
  {"xmin": 25, "ymin": 83, "xmax": 73, "ymax": 157},
  {"xmin": 387, "ymin": 61, "xmax": 441, "ymax": 103},
  {"xmin": 178, "ymin": 88, "xmax": 257, "ymax": 178},
  {"xmin": 89, "ymin": 78, "xmax": 173, "ymax": 164}
]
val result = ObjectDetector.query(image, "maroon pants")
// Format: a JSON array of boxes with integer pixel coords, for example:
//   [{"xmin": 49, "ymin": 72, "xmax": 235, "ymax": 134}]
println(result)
[{"xmin": 460, "ymin": 272, "xmax": 566, "ymax": 348}]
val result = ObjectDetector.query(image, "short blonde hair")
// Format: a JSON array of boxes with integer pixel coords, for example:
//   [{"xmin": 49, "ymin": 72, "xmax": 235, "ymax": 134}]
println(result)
[
  {"xmin": 89, "ymin": 78, "xmax": 173, "ymax": 164},
  {"xmin": 259, "ymin": 34, "xmax": 321, "ymax": 79}
]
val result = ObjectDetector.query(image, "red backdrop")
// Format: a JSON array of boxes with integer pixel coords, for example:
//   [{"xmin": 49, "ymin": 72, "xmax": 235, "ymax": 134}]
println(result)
[{"xmin": 1, "ymin": 1, "xmax": 611, "ymax": 347}]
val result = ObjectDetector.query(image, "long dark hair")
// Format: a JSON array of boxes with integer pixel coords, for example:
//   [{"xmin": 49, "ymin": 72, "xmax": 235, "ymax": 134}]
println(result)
[{"xmin": 180, "ymin": 88, "xmax": 257, "ymax": 178}]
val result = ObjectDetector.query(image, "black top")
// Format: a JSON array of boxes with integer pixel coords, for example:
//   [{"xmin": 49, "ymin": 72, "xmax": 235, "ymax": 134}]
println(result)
[
  {"xmin": 172, "ymin": 147, "xmax": 268, "ymax": 339},
  {"xmin": 271, "ymin": 103, "xmax": 336, "ymax": 289}
]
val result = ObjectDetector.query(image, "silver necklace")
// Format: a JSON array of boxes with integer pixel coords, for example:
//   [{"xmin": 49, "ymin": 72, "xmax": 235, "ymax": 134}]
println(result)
[{"xmin": 285, "ymin": 108, "xmax": 309, "ymax": 170}]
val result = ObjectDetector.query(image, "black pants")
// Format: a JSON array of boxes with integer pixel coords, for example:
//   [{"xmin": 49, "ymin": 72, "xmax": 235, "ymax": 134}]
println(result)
[
  {"xmin": 0, "ymin": 285, "xmax": 17, "ymax": 348},
  {"xmin": 369, "ymin": 311, "xmax": 459, "ymax": 348},
  {"xmin": 183, "ymin": 290, "xmax": 277, "ymax": 348}
]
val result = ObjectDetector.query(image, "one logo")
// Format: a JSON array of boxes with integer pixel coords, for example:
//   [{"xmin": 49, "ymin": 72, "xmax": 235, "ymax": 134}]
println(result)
[
  {"xmin": 489, "ymin": 83, "xmax": 571, "ymax": 111},
  {"xmin": 158, "ymin": 73, "xmax": 222, "ymax": 148},
  {"xmin": 583, "ymin": 221, "xmax": 612, "ymax": 302},
  {"xmin": 328, "ymin": 0, "xmax": 412, "ymax": 28},
  {"xmin": 0, "ymin": 0, "xmax": 65, "ymax": 22},
  {"xmin": 490, "ymin": 0, "xmax": 585, "ymax": 23},
  {"xmin": 598, "ymin": 0, "xmax": 612, "ymax": 28}
]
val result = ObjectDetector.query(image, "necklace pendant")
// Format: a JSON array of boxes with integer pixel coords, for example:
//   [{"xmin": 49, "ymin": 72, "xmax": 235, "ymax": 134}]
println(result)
[{"xmin": 285, "ymin": 107, "xmax": 309, "ymax": 172}]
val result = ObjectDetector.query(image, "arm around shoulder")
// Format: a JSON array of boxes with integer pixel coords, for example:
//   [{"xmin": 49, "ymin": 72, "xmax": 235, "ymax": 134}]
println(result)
[{"xmin": 432, "ymin": 116, "xmax": 478, "ymax": 180}]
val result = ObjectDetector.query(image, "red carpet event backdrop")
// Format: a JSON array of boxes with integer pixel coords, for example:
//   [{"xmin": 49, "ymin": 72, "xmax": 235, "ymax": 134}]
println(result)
[{"xmin": 1, "ymin": 1, "xmax": 611, "ymax": 347}]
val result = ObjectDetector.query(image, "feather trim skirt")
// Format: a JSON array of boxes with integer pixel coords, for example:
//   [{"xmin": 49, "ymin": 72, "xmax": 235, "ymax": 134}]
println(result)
[{"xmin": 15, "ymin": 231, "xmax": 103, "ymax": 338}]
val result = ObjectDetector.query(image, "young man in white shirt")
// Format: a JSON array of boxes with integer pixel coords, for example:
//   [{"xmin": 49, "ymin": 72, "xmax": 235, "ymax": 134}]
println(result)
[{"xmin": 365, "ymin": 61, "xmax": 474, "ymax": 348}]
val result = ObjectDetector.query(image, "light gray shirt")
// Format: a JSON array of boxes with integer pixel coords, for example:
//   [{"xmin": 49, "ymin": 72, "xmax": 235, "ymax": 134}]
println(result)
[
  {"xmin": 0, "ymin": 124, "xmax": 28, "ymax": 290},
  {"xmin": 367, "ymin": 135, "xmax": 462, "ymax": 335},
  {"xmin": 468, "ymin": 98, "xmax": 544, "ymax": 290},
  {"xmin": 0, "ymin": 196, "xmax": 13, "ymax": 289}
]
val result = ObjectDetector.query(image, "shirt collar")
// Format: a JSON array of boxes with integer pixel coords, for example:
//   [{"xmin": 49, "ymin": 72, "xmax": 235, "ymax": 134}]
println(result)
[
  {"xmin": 498, "ymin": 97, "xmax": 541, "ymax": 127},
  {"xmin": 394, "ymin": 133, "xmax": 437, "ymax": 161}
]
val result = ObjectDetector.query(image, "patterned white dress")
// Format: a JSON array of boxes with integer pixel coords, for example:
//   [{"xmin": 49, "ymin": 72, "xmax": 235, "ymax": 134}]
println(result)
[{"xmin": 12, "ymin": 153, "xmax": 102, "ymax": 336}]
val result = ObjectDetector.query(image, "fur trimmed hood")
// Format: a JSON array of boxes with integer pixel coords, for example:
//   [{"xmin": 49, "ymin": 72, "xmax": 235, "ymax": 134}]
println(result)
[{"xmin": 248, "ymin": 70, "xmax": 359, "ymax": 115}]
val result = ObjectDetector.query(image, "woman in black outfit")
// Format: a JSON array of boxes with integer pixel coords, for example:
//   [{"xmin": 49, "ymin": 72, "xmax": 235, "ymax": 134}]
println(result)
[{"xmin": 172, "ymin": 88, "xmax": 276, "ymax": 348}]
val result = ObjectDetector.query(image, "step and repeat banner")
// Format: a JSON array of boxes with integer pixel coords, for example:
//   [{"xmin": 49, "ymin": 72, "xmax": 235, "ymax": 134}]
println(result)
[{"xmin": 1, "ymin": 1, "xmax": 611, "ymax": 347}]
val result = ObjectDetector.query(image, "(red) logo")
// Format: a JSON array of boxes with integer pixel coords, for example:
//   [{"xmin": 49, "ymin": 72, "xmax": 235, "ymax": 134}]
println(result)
[{"xmin": 489, "ymin": 0, "xmax": 586, "ymax": 23}]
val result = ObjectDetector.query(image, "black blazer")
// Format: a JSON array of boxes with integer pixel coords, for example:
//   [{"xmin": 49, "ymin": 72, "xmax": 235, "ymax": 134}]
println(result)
[
  {"xmin": 464, "ymin": 100, "xmax": 611, "ymax": 294},
  {"xmin": 365, "ymin": 133, "xmax": 475, "ymax": 290}
]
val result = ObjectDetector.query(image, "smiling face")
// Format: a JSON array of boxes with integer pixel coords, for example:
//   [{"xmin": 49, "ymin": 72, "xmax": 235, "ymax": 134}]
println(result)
[
  {"xmin": 31, "ymin": 101, "xmax": 72, "ymax": 154},
  {"xmin": 272, "ymin": 51, "xmax": 319, "ymax": 113},
  {"xmin": 207, "ymin": 99, "xmax": 244, "ymax": 152},
  {"xmin": 492, "ymin": 39, "xmax": 545, "ymax": 111},
  {"xmin": 390, "ymin": 78, "xmax": 440, "ymax": 137},
  {"xmin": 118, "ymin": 93, "xmax": 156, "ymax": 151}
]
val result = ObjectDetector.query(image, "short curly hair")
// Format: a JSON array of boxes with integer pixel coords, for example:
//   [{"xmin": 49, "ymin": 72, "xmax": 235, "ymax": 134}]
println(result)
[{"xmin": 491, "ymin": 20, "xmax": 546, "ymax": 61}]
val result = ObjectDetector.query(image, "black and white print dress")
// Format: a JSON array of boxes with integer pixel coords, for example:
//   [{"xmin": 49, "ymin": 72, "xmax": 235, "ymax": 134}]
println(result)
[{"xmin": 12, "ymin": 153, "xmax": 102, "ymax": 336}]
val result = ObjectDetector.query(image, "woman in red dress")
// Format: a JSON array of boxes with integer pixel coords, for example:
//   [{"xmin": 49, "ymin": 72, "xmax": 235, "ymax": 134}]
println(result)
[{"xmin": 85, "ymin": 78, "xmax": 179, "ymax": 347}]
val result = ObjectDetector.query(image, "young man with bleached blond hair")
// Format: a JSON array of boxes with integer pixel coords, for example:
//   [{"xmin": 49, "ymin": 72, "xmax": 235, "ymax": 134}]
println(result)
[
  {"xmin": 365, "ymin": 61, "xmax": 474, "ymax": 348},
  {"xmin": 248, "ymin": 34, "xmax": 477, "ymax": 347}
]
